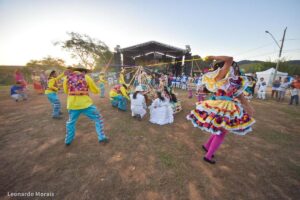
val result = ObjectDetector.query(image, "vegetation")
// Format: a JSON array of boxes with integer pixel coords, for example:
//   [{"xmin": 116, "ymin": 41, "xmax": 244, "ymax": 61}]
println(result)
[
  {"xmin": 55, "ymin": 32, "xmax": 113, "ymax": 70},
  {"xmin": 239, "ymin": 60, "xmax": 300, "ymax": 75}
]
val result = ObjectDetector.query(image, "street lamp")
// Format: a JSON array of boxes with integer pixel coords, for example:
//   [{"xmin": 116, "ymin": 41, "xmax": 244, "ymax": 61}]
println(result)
[{"xmin": 265, "ymin": 27, "xmax": 287, "ymax": 83}]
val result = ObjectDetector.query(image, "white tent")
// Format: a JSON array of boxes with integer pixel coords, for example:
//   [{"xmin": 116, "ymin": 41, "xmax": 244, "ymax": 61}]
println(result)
[{"xmin": 255, "ymin": 68, "xmax": 288, "ymax": 86}]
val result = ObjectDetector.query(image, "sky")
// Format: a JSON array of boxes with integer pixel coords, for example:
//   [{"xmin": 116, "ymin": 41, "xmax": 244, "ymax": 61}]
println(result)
[{"xmin": 0, "ymin": 0, "xmax": 300, "ymax": 65}]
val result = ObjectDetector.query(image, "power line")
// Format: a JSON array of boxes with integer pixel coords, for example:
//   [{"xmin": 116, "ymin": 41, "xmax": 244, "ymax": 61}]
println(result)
[
  {"xmin": 234, "ymin": 42, "xmax": 274, "ymax": 57},
  {"xmin": 239, "ymin": 50, "xmax": 278, "ymax": 60}
]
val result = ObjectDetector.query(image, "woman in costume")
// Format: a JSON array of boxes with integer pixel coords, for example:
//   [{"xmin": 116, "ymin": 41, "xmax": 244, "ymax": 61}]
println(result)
[
  {"xmin": 187, "ymin": 56, "xmax": 255, "ymax": 164},
  {"xmin": 243, "ymin": 76, "xmax": 256, "ymax": 100},
  {"xmin": 163, "ymin": 86, "xmax": 182, "ymax": 114},
  {"xmin": 130, "ymin": 85, "xmax": 147, "ymax": 120},
  {"xmin": 31, "ymin": 71, "xmax": 44, "ymax": 94},
  {"xmin": 109, "ymin": 84, "xmax": 130, "ymax": 111},
  {"xmin": 14, "ymin": 69, "xmax": 27, "ymax": 88},
  {"xmin": 149, "ymin": 91, "xmax": 174, "ymax": 125}
]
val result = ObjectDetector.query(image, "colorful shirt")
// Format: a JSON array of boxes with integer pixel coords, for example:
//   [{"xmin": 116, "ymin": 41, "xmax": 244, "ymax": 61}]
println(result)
[
  {"xmin": 119, "ymin": 73, "xmax": 126, "ymax": 84},
  {"xmin": 10, "ymin": 85, "xmax": 23, "ymax": 95},
  {"xmin": 109, "ymin": 85, "xmax": 130, "ymax": 100},
  {"xmin": 63, "ymin": 71, "xmax": 99, "ymax": 110},
  {"xmin": 98, "ymin": 75, "xmax": 107, "ymax": 84},
  {"xmin": 202, "ymin": 67, "xmax": 248, "ymax": 98},
  {"xmin": 45, "ymin": 73, "xmax": 65, "ymax": 94}
]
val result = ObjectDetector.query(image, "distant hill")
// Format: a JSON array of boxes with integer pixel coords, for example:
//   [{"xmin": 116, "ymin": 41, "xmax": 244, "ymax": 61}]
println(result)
[
  {"xmin": 237, "ymin": 60, "xmax": 264, "ymax": 65},
  {"xmin": 238, "ymin": 60, "xmax": 300, "ymax": 75},
  {"xmin": 238, "ymin": 60, "xmax": 300, "ymax": 65},
  {"xmin": 0, "ymin": 65, "xmax": 65, "ymax": 85}
]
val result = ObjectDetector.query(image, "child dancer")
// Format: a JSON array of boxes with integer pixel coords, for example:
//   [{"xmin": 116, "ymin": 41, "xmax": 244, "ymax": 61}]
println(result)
[
  {"xmin": 64, "ymin": 67, "xmax": 109, "ymax": 145},
  {"xmin": 98, "ymin": 72, "xmax": 107, "ymax": 98},
  {"xmin": 187, "ymin": 56, "xmax": 255, "ymax": 164},
  {"xmin": 45, "ymin": 70, "xmax": 65, "ymax": 119},
  {"xmin": 130, "ymin": 85, "xmax": 147, "ymax": 120}
]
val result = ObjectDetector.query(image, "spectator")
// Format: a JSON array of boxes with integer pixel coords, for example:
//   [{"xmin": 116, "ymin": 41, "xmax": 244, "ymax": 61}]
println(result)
[
  {"xmin": 278, "ymin": 77, "xmax": 290, "ymax": 102},
  {"xmin": 257, "ymin": 77, "xmax": 267, "ymax": 100},
  {"xmin": 289, "ymin": 85, "xmax": 299, "ymax": 105},
  {"xmin": 271, "ymin": 77, "xmax": 281, "ymax": 99},
  {"xmin": 291, "ymin": 75, "xmax": 300, "ymax": 89}
]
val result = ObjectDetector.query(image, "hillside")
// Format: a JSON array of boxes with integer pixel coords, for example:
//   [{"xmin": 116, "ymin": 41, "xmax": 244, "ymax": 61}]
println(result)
[
  {"xmin": 0, "ymin": 65, "xmax": 66, "ymax": 85},
  {"xmin": 238, "ymin": 60, "xmax": 300, "ymax": 75}
]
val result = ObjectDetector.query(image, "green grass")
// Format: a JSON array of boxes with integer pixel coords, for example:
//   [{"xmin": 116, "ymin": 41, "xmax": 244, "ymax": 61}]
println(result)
[
  {"xmin": 158, "ymin": 151, "xmax": 177, "ymax": 168},
  {"xmin": 257, "ymin": 130, "xmax": 294, "ymax": 145}
]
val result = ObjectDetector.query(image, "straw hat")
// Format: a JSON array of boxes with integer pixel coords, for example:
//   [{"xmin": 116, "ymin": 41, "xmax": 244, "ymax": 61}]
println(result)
[{"xmin": 71, "ymin": 64, "xmax": 91, "ymax": 73}]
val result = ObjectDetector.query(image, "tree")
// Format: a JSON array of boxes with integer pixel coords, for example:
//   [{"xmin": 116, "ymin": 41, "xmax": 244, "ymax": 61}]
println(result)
[
  {"xmin": 55, "ymin": 32, "xmax": 112, "ymax": 70},
  {"xmin": 26, "ymin": 56, "xmax": 66, "ymax": 69}
]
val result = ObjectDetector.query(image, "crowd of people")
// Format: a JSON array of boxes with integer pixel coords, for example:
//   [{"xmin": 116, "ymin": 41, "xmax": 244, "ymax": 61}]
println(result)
[
  {"xmin": 8, "ymin": 59, "xmax": 299, "ymax": 164},
  {"xmin": 256, "ymin": 75, "xmax": 299, "ymax": 105}
]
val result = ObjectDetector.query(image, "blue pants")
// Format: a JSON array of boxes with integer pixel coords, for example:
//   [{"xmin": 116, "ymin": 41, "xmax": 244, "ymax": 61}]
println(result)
[
  {"xmin": 99, "ymin": 83, "xmax": 105, "ymax": 98},
  {"xmin": 47, "ymin": 93, "xmax": 61, "ymax": 117},
  {"xmin": 65, "ymin": 105, "xmax": 106, "ymax": 144},
  {"xmin": 111, "ymin": 95, "xmax": 127, "ymax": 111},
  {"xmin": 290, "ymin": 95, "xmax": 299, "ymax": 105}
]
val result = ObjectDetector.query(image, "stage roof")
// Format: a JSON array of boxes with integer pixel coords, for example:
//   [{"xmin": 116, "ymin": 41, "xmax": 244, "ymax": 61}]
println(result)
[{"xmin": 120, "ymin": 41, "xmax": 187, "ymax": 58}]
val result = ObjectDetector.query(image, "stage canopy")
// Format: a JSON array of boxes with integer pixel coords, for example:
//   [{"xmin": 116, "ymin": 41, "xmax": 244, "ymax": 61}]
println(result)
[{"xmin": 120, "ymin": 41, "xmax": 187, "ymax": 58}]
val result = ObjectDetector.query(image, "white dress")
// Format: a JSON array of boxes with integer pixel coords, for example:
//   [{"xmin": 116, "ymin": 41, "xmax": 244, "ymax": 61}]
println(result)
[
  {"xmin": 149, "ymin": 98, "xmax": 174, "ymax": 125},
  {"xmin": 130, "ymin": 93, "xmax": 147, "ymax": 118}
]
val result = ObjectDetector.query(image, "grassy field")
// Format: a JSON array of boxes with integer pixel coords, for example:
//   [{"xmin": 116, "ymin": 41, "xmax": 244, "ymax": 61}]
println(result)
[{"xmin": 0, "ymin": 86, "xmax": 299, "ymax": 200}]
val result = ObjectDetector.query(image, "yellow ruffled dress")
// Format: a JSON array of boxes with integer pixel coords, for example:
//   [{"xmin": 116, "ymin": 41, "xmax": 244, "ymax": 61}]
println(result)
[{"xmin": 187, "ymin": 68, "xmax": 255, "ymax": 135}]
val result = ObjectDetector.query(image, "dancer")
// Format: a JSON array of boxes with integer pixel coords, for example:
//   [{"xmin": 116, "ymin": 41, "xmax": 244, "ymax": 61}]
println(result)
[
  {"xmin": 10, "ymin": 82, "xmax": 27, "ymax": 102},
  {"xmin": 14, "ymin": 69, "xmax": 27, "ymax": 88},
  {"xmin": 40, "ymin": 71, "xmax": 48, "ymax": 90},
  {"xmin": 98, "ymin": 72, "xmax": 107, "ymax": 98},
  {"xmin": 130, "ymin": 85, "xmax": 147, "ymax": 120},
  {"xmin": 243, "ymin": 76, "xmax": 255, "ymax": 100},
  {"xmin": 163, "ymin": 86, "xmax": 181, "ymax": 114},
  {"xmin": 119, "ymin": 67, "xmax": 126, "ymax": 85},
  {"xmin": 31, "ymin": 71, "xmax": 44, "ymax": 94},
  {"xmin": 45, "ymin": 70, "xmax": 65, "ymax": 119},
  {"xmin": 187, "ymin": 56, "xmax": 255, "ymax": 164},
  {"xmin": 195, "ymin": 85, "xmax": 206, "ymax": 102},
  {"xmin": 149, "ymin": 91, "xmax": 174, "ymax": 125},
  {"xmin": 176, "ymin": 76, "xmax": 181, "ymax": 88},
  {"xmin": 187, "ymin": 76, "xmax": 195, "ymax": 98},
  {"xmin": 109, "ymin": 84, "xmax": 130, "ymax": 111},
  {"xmin": 64, "ymin": 67, "xmax": 109, "ymax": 145},
  {"xmin": 181, "ymin": 73, "xmax": 188, "ymax": 90}
]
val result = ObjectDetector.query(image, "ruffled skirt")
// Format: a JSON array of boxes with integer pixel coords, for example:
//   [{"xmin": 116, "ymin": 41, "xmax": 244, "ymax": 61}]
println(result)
[{"xmin": 187, "ymin": 99, "xmax": 255, "ymax": 135}]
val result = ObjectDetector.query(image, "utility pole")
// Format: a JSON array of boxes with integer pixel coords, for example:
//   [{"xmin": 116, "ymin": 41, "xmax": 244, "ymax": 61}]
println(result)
[{"xmin": 265, "ymin": 27, "xmax": 287, "ymax": 83}]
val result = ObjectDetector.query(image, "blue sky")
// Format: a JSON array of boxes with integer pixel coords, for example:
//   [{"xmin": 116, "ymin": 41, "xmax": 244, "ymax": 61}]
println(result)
[{"xmin": 0, "ymin": 0, "xmax": 299, "ymax": 65}]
